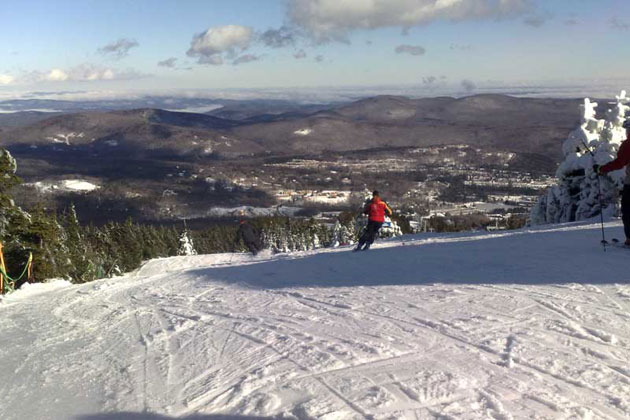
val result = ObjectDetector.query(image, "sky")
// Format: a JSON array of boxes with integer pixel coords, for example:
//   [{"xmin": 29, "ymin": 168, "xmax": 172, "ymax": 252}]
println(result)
[{"xmin": 1, "ymin": 0, "xmax": 629, "ymax": 100}]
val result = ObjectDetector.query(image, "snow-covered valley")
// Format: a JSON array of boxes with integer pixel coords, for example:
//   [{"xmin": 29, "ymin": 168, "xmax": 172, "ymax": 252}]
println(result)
[{"xmin": 1, "ymin": 221, "xmax": 630, "ymax": 419}]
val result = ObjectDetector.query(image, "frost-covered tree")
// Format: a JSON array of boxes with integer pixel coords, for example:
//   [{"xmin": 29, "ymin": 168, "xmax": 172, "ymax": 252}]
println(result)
[
  {"xmin": 0, "ymin": 149, "xmax": 30, "ymax": 242},
  {"xmin": 0, "ymin": 149, "xmax": 63, "ymax": 286},
  {"xmin": 256, "ymin": 217, "xmax": 332, "ymax": 253},
  {"xmin": 178, "ymin": 229, "xmax": 197, "ymax": 256},
  {"xmin": 26, "ymin": 205, "xmax": 71, "ymax": 281},
  {"xmin": 331, "ymin": 221, "xmax": 353, "ymax": 247},
  {"xmin": 380, "ymin": 217, "xmax": 403, "ymax": 238},
  {"xmin": 61, "ymin": 204, "xmax": 99, "ymax": 283},
  {"xmin": 531, "ymin": 91, "xmax": 630, "ymax": 224}
]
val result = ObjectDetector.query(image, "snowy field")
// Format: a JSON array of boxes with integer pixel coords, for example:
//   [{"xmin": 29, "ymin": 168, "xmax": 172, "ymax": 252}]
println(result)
[{"xmin": 1, "ymin": 221, "xmax": 630, "ymax": 420}]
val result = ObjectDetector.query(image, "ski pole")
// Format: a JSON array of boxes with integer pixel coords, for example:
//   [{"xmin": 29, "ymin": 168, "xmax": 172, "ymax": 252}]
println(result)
[{"xmin": 580, "ymin": 140, "xmax": 608, "ymax": 251}]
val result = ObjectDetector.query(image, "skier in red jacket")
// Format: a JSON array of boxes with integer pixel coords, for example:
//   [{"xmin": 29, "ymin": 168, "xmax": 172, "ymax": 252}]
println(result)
[
  {"xmin": 354, "ymin": 190, "xmax": 393, "ymax": 251},
  {"xmin": 594, "ymin": 119, "xmax": 630, "ymax": 245}
]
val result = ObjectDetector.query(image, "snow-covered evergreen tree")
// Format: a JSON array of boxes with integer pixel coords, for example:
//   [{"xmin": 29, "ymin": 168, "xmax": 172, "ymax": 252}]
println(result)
[
  {"xmin": 61, "ymin": 204, "xmax": 99, "ymax": 283},
  {"xmin": 331, "ymin": 220, "xmax": 354, "ymax": 247},
  {"xmin": 531, "ymin": 91, "xmax": 629, "ymax": 225},
  {"xmin": 0, "ymin": 149, "xmax": 30, "ymax": 240},
  {"xmin": 178, "ymin": 229, "xmax": 197, "ymax": 256},
  {"xmin": 380, "ymin": 217, "xmax": 403, "ymax": 238}
]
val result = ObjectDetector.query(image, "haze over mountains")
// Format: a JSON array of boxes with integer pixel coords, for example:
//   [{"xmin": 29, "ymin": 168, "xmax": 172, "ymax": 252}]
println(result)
[{"xmin": 1, "ymin": 94, "xmax": 581, "ymax": 158}]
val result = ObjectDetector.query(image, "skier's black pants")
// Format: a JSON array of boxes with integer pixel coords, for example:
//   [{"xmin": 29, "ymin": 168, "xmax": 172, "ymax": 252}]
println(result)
[
  {"xmin": 359, "ymin": 221, "xmax": 383, "ymax": 247},
  {"xmin": 245, "ymin": 241, "xmax": 260, "ymax": 256},
  {"xmin": 622, "ymin": 185, "xmax": 630, "ymax": 240}
]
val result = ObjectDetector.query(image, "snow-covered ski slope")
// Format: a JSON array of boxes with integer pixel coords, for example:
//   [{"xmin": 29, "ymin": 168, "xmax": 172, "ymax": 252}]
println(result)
[{"xmin": 2, "ymin": 221, "xmax": 630, "ymax": 420}]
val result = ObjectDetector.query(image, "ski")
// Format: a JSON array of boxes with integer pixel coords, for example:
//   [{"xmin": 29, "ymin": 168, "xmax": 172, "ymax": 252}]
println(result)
[{"xmin": 351, "ymin": 246, "xmax": 370, "ymax": 252}]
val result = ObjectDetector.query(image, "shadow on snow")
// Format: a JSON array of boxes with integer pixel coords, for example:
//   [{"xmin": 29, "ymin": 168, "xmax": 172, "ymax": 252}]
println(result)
[{"xmin": 190, "ymin": 226, "xmax": 628, "ymax": 289}]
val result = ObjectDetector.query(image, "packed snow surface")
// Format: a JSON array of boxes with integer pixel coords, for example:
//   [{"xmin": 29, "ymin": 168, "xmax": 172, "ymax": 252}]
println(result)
[
  {"xmin": 2, "ymin": 222, "xmax": 630, "ymax": 419},
  {"xmin": 31, "ymin": 179, "xmax": 100, "ymax": 193},
  {"xmin": 61, "ymin": 180, "xmax": 100, "ymax": 191},
  {"xmin": 294, "ymin": 128, "xmax": 312, "ymax": 136}
]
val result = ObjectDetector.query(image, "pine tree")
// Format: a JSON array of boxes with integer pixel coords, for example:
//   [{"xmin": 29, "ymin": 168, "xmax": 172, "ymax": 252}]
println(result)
[
  {"xmin": 61, "ymin": 204, "xmax": 100, "ymax": 283},
  {"xmin": 24, "ymin": 204, "xmax": 70, "ymax": 281},
  {"xmin": 532, "ymin": 91, "xmax": 630, "ymax": 224},
  {"xmin": 117, "ymin": 219, "xmax": 144, "ymax": 272},
  {"xmin": 0, "ymin": 149, "xmax": 35, "ymax": 286},
  {"xmin": 178, "ymin": 229, "xmax": 197, "ymax": 256}
]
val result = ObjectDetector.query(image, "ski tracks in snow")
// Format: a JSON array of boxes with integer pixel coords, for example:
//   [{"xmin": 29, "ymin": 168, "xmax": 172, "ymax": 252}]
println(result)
[
  {"xmin": 78, "ymin": 277, "xmax": 629, "ymax": 418},
  {"xmin": 1, "ymin": 225, "xmax": 630, "ymax": 419}
]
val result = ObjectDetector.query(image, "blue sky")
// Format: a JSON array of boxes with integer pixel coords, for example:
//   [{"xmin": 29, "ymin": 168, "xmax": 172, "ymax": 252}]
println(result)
[{"xmin": 1, "ymin": 0, "xmax": 629, "ymax": 99}]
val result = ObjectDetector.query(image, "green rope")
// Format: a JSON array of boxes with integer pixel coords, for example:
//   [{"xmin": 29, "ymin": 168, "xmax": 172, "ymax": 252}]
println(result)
[{"xmin": 1, "ymin": 253, "xmax": 33, "ymax": 294}]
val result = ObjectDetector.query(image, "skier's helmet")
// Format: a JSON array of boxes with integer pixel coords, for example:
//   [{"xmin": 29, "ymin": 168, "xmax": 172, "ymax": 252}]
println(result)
[{"xmin": 623, "ymin": 119, "xmax": 630, "ymax": 129}]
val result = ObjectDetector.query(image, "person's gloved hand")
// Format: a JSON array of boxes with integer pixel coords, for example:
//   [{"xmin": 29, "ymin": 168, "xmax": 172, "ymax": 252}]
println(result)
[{"xmin": 593, "ymin": 164, "xmax": 602, "ymax": 175}]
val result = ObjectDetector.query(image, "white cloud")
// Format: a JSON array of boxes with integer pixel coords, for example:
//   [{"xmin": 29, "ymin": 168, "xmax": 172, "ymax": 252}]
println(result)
[
  {"xmin": 260, "ymin": 26, "xmax": 296, "ymax": 48},
  {"xmin": 46, "ymin": 69, "xmax": 69, "ymax": 81},
  {"xmin": 288, "ymin": 0, "xmax": 534, "ymax": 42},
  {"xmin": 450, "ymin": 43, "xmax": 472, "ymax": 51},
  {"xmin": 187, "ymin": 25, "xmax": 254, "ymax": 65},
  {"xmin": 461, "ymin": 79, "xmax": 476, "ymax": 92},
  {"xmin": 423, "ymin": 76, "xmax": 437, "ymax": 85},
  {"xmin": 523, "ymin": 14, "xmax": 547, "ymax": 27},
  {"xmin": 232, "ymin": 54, "xmax": 260, "ymax": 65},
  {"xmin": 421, "ymin": 75, "xmax": 448, "ymax": 91},
  {"xmin": 98, "ymin": 38, "xmax": 139, "ymax": 59},
  {"xmin": 63, "ymin": 65, "xmax": 116, "ymax": 81},
  {"xmin": 395, "ymin": 44, "xmax": 426, "ymax": 56},
  {"xmin": 158, "ymin": 57, "xmax": 178, "ymax": 68},
  {"xmin": 18, "ymin": 65, "xmax": 148, "ymax": 84},
  {"xmin": 610, "ymin": 17, "xmax": 629, "ymax": 30},
  {"xmin": 0, "ymin": 74, "xmax": 15, "ymax": 85},
  {"xmin": 199, "ymin": 55, "xmax": 224, "ymax": 65}
]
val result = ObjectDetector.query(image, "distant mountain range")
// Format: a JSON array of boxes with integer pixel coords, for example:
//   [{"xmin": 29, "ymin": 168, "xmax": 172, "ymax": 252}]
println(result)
[
  {"xmin": 0, "ymin": 94, "xmax": 582, "ymax": 159},
  {"xmin": 2, "ymin": 108, "xmax": 264, "ymax": 159},
  {"xmin": 0, "ymin": 97, "xmax": 330, "ymax": 117},
  {"xmin": 228, "ymin": 94, "xmax": 582, "ymax": 157},
  {"xmin": 0, "ymin": 93, "xmax": 586, "ymax": 224}
]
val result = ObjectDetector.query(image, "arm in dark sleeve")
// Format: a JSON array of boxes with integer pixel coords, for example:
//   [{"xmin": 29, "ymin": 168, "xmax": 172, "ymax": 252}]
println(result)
[
  {"xmin": 384, "ymin": 202, "xmax": 393, "ymax": 216},
  {"xmin": 601, "ymin": 140, "xmax": 630, "ymax": 173}
]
